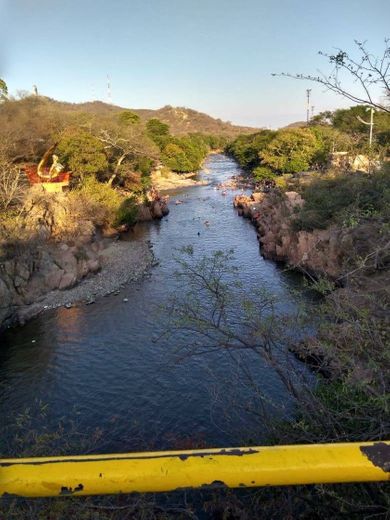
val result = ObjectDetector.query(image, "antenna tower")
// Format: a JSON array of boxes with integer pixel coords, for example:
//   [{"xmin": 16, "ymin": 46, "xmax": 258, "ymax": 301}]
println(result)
[{"xmin": 107, "ymin": 74, "xmax": 112, "ymax": 105}]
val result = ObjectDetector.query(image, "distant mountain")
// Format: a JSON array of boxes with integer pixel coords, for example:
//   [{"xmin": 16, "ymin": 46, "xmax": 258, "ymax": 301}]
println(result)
[
  {"xmin": 134, "ymin": 105, "xmax": 257, "ymax": 136},
  {"xmin": 29, "ymin": 98, "xmax": 257, "ymax": 136},
  {"xmin": 282, "ymin": 121, "xmax": 308, "ymax": 129}
]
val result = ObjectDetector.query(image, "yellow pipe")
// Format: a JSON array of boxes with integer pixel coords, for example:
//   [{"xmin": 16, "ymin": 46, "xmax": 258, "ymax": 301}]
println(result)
[{"xmin": 1, "ymin": 442, "xmax": 388, "ymax": 498}]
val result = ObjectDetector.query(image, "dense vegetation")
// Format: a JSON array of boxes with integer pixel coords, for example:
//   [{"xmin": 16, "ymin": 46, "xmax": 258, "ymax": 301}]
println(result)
[
  {"xmin": 226, "ymin": 106, "xmax": 390, "ymax": 181},
  {"xmin": 0, "ymin": 94, "xmax": 233, "ymax": 247},
  {"xmin": 0, "ymin": 94, "xmax": 231, "ymax": 183},
  {"xmin": 292, "ymin": 165, "xmax": 390, "ymax": 231},
  {"xmin": 146, "ymin": 118, "xmax": 227, "ymax": 172},
  {"xmin": 163, "ymin": 238, "xmax": 390, "ymax": 518}
]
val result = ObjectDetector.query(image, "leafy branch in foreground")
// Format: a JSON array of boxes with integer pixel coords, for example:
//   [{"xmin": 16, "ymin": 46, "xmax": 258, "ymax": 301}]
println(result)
[
  {"xmin": 162, "ymin": 246, "xmax": 389, "ymax": 518},
  {"xmin": 273, "ymin": 39, "xmax": 390, "ymax": 112}
]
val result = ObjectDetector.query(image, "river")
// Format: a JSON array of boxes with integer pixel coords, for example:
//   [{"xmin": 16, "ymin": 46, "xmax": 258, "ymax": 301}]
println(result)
[{"xmin": 0, "ymin": 155, "xmax": 310, "ymax": 455}]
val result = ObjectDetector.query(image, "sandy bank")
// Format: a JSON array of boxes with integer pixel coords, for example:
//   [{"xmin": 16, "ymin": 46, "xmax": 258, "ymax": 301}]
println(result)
[{"xmin": 151, "ymin": 170, "xmax": 208, "ymax": 191}]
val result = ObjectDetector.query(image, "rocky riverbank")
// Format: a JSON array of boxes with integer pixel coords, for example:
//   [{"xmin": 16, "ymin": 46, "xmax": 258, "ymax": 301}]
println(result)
[
  {"xmin": 0, "ymin": 235, "xmax": 155, "ymax": 330},
  {"xmin": 0, "ymin": 186, "xmax": 169, "ymax": 331},
  {"xmin": 233, "ymin": 188, "xmax": 389, "ymax": 378},
  {"xmin": 233, "ymin": 190, "xmax": 345, "ymax": 279}
]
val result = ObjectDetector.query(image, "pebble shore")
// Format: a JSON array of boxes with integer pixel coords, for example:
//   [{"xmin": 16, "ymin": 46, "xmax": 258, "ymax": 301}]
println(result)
[{"xmin": 19, "ymin": 239, "xmax": 155, "ymax": 321}]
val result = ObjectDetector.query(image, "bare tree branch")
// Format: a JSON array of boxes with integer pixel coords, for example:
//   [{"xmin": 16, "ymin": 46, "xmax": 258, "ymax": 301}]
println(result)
[{"xmin": 273, "ymin": 39, "xmax": 390, "ymax": 113}]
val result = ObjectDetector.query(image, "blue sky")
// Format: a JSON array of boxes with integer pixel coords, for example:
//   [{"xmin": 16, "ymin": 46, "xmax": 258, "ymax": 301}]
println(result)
[{"xmin": 1, "ymin": 0, "xmax": 389, "ymax": 127}]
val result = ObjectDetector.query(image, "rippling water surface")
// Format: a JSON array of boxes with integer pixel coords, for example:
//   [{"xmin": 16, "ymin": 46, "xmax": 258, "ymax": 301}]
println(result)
[{"xmin": 0, "ymin": 155, "xmax": 309, "ymax": 453}]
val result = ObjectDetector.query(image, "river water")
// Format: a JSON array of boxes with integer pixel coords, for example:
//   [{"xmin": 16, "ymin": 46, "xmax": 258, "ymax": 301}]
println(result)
[{"xmin": 0, "ymin": 155, "xmax": 309, "ymax": 455}]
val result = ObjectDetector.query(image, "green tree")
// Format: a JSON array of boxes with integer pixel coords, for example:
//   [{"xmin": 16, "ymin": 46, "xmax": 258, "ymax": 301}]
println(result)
[
  {"xmin": 146, "ymin": 118, "xmax": 170, "ymax": 148},
  {"xmin": 97, "ymin": 123, "xmax": 158, "ymax": 185},
  {"xmin": 311, "ymin": 106, "xmax": 390, "ymax": 155},
  {"xmin": 260, "ymin": 128, "xmax": 319, "ymax": 173},
  {"xmin": 309, "ymin": 110, "xmax": 333, "ymax": 126},
  {"xmin": 118, "ymin": 110, "xmax": 140, "ymax": 126},
  {"xmin": 162, "ymin": 142, "xmax": 192, "ymax": 172},
  {"xmin": 57, "ymin": 129, "xmax": 108, "ymax": 180},
  {"xmin": 226, "ymin": 130, "xmax": 276, "ymax": 170}
]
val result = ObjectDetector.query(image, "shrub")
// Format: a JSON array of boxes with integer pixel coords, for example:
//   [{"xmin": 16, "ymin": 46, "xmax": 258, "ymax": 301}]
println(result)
[
  {"xmin": 292, "ymin": 166, "xmax": 390, "ymax": 231},
  {"xmin": 73, "ymin": 177, "xmax": 124, "ymax": 227},
  {"xmin": 252, "ymin": 166, "xmax": 275, "ymax": 181},
  {"xmin": 115, "ymin": 196, "xmax": 139, "ymax": 227},
  {"xmin": 309, "ymin": 125, "xmax": 354, "ymax": 168},
  {"xmin": 0, "ymin": 153, "xmax": 25, "ymax": 210},
  {"xmin": 274, "ymin": 174, "xmax": 291, "ymax": 191},
  {"xmin": 135, "ymin": 156, "xmax": 153, "ymax": 177}
]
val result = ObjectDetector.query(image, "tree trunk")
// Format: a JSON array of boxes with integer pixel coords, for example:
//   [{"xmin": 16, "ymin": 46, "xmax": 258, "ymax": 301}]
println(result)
[{"xmin": 107, "ymin": 153, "xmax": 127, "ymax": 186}]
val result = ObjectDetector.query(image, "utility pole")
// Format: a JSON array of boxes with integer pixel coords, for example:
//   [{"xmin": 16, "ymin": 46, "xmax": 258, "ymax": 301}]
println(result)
[
  {"xmin": 311, "ymin": 105, "xmax": 315, "ymax": 118},
  {"xmin": 107, "ymin": 74, "xmax": 112, "ymax": 105},
  {"xmin": 356, "ymin": 107, "xmax": 375, "ymax": 173},
  {"xmin": 357, "ymin": 107, "xmax": 375, "ymax": 147},
  {"xmin": 306, "ymin": 89, "xmax": 312, "ymax": 123}
]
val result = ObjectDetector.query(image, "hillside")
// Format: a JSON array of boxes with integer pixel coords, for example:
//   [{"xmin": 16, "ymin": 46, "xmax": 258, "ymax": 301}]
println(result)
[
  {"xmin": 135, "ymin": 105, "xmax": 256, "ymax": 136},
  {"xmin": 75, "ymin": 101, "xmax": 257, "ymax": 136},
  {"xmin": 282, "ymin": 120, "xmax": 307, "ymax": 129},
  {"xmin": 0, "ymin": 96, "xmax": 256, "ymax": 138}
]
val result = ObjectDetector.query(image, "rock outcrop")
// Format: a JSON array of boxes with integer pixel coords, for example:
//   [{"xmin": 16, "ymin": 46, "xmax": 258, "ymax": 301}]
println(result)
[
  {"xmin": 0, "ymin": 241, "xmax": 103, "ymax": 328},
  {"xmin": 234, "ymin": 191, "xmax": 346, "ymax": 279},
  {"xmin": 0, "ymin": 186, "xmax": 169, "ymax": 331}
]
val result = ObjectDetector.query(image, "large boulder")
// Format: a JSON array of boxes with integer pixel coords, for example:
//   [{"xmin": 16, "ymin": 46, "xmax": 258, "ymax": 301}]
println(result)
[
  {"xmin": 150, "ymin": 201, "xmax": 163, "ymax": 219},
  {"xmin": 137, "ymin": 205, "xmax": 153, "ymax": 221}
]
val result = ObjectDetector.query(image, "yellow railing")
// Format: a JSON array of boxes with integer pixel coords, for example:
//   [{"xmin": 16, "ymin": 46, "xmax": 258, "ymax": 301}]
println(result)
[{"xmin": 1, "ymin": 442, "xmax": 388, "ymax": 498}]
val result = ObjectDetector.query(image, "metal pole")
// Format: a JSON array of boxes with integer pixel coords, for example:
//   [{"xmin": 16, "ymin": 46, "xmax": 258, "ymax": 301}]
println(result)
[
  {"xmin": 306, "ymin": 89, "xmax": 311, "ymax": 123},
  {"xmin": 357, "ymin": 108, "xmax": 375, "ymax": 148},
  {"xmin": 107, "ymin": 74, "xmax": 112, "ymax": 105},
  {"xmin": 369, "ymin": 108, "xmax": 374, "ymax": 147},
  {"xmin": 1, "ymin": 442, "xmax": 389, "ymax": 498}
]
